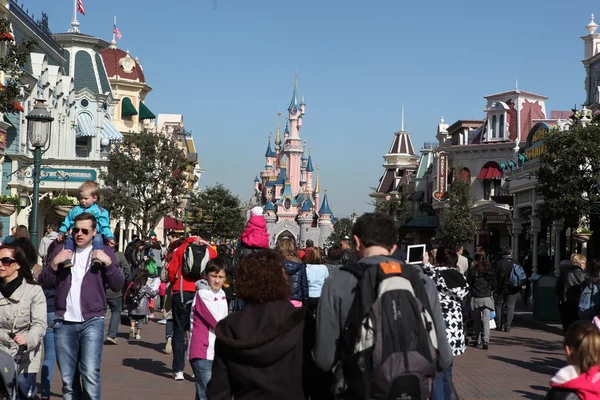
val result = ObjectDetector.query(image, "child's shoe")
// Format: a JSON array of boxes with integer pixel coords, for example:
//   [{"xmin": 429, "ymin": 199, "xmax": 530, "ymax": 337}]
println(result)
[
  {"xmin": 91, "ymin": 258, "xmax": 104, "ymax": 269},
  {"xmin": 62, "ymin": 259, "xmax": 73, "ymax": 268},
  {"xmin": 129, "ymin": 327, "xmax": 135, "ymax": 339},
  {"xmin": 135, "ymin": 334, "xmax": 141, "ymax": 340}
]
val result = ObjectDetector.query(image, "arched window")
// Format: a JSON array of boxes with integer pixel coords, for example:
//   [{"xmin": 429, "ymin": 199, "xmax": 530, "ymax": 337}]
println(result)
[
  {"xmin": 458, "ymin": 168, "xmax": 471, "ymax": 183},
  {"xmin": 499, "ymin": 114, "xmax": 505, "ymax": 138},
  {"xmin": 491, "ymin": 115, "xmax": 497, "ymax": 138}
]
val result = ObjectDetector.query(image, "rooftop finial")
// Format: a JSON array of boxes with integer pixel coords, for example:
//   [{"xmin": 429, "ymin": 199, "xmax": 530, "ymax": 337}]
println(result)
[
  {"xmin": 315, "ymin": 164, "xmax": 320, "ymax": 193},
  {"xmin": 275, "ymin": 110, "xmax": 282, "ymax": 148},
  {"xmin": 401, "ymin": 104, "xmax": 405, "ymax": 132},
  {"xmin": 441, "ymin": 116, "xmax": 444, "ymax": 124},
  {"xmin": 69, "ymin": 0, "xmax": 83, "ymax": 33},
  {"xmin": 588, "ymin": 14, "xmax": 599, "ymax": 34},
  {"xmin": 515, "ymin": 78, "xmax": 519, "ymax": 92},
  {"xmin": 109, "ymin": 16, "xmax": 117, "ymax": 49}
]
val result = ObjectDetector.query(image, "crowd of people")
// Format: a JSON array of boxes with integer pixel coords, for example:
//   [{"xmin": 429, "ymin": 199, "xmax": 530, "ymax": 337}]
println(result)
[{"xmin": 0, "ymin": 180, "xmax": 599, "ymax": 399}]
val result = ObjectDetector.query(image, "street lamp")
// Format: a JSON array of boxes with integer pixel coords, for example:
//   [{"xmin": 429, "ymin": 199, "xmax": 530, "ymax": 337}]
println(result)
[
  {"xmin": 182, "ymin": 193, "xmax": 192, "ymax": 238},
  {"xmin": 26, "ymin": 99, "xmax": 53, "ymax": 251}
]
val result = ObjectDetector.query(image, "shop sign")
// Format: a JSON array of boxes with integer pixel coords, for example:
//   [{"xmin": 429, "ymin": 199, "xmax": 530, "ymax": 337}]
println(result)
[
  {"xmin": 41, "ymin": 168, "xmax": 97, "ymax": 182},
  {"xmin": 524, "ymin": 125, "xmax": 548, "ymax": 161},
  {"xmin": 486, "ymin": 215, "xmax": 510, "ymax": 223},
  {"xmin": 433, "ymin": 152, "xmax": 447, "ymax": 201}
]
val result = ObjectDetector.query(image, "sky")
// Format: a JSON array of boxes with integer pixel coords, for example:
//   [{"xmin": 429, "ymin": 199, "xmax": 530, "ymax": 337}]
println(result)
[{"xmin": 24, "ymin": 0, "xmax": 599, "ymax": 216}]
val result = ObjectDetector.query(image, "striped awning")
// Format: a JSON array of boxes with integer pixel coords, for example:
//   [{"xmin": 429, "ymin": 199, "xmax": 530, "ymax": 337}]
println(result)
[
  {"xmin": 76, "ymin": 113, "xmax": 96, "ymax": 137},
  {"xmin": 102, "ymin": 118, "xmax": 123, "ymax": 142}
]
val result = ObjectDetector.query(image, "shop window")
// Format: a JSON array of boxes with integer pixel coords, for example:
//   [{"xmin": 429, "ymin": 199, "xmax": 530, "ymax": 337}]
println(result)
[
  {"xmin": 76, "ymin": 136, "xmax": 90, "ymax": 158},
  {"xmin": 491, "ymin": 115, "xmax": 497, "ymax": 138},
  {"xmin": 483, "ymin": 179, "xmax": 502, "ymax": 200},
  {"xmin": 499, "ymin": 114, "xmax": 505, "ymax": 138}
]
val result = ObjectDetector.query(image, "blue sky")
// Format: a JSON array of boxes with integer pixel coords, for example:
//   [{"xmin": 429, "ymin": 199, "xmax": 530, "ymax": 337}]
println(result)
[{"xmin": 27, "ymin": 0, "xmax": 598, "ymax": 216}]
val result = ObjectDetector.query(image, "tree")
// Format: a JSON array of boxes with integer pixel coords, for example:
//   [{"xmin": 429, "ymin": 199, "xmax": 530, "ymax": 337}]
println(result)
[
  {"xmin": 537, "ymin": 120, "xmax": 600, "ymax": 228},
  {"xmin": 433, "ymin": 178, "xmax": 476, "ymax": 247},
  {"xmin": 326, "ymin": 217, "xmax": 354, "ymax": 247},
  {"xmin": 0, "ymin": 18, "xmax": 36, "ymax": 114},
  {"xmin": 101, "ymin": 130, "xmax": 191, "ymax": 238},
  {"xmin": 375, "ymin": 195, "xmax": 413, "ymax": 231},
  {"xmin": 188, "ymin": 183, "xmax": 245, "ymax": 240}
]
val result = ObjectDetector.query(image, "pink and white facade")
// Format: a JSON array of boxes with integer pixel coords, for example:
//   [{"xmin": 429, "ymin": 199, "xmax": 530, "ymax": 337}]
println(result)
[{"xmin": 247, "ymin": 77, "xmax": 334, "ymax": 248}]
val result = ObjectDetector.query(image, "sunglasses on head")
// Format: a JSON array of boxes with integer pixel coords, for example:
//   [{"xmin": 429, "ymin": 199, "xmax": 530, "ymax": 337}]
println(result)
[
  {"xmin": 0, "ymin": 257, "xmax": 17, "ymax": 266},
  {"xmin": 72, "ymin": 228, "xmax": 91, "ymax": 235}
]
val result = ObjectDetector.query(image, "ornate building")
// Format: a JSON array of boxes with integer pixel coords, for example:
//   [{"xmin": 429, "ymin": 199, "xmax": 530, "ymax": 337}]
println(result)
[{"xmin": 247, "ymin": 77, "xmax": 334, "ymax": 248}]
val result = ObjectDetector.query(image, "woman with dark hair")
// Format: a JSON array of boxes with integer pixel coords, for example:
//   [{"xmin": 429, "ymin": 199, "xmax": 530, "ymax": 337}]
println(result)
[
  {"xmin": 13, "ymin": 226, "xmax": 30, "ymax": 241},
  {"xmin": 276, "ymin": 237, "xmax": 308, "ymax": 307},
  {"xmin": 422, "ymin": 247, "xmax": 469, "ymax": 400},
  {"xmin": 323, "ymin": 245, "xmax": 342, "ymax": 273},
  {"xmin": 0, "ymin": 244, "xmax": 47, "ymax": 399},
  {"xmin": 467, "ymin": 254, "xmax": 496, "ymax": 350},
  {"xmin": 206, "ymin": 249, "xmax": 309, "ymax": 400}
]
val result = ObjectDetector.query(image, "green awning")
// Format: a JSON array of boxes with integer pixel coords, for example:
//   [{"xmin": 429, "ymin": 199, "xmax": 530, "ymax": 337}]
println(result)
[
  {"xmin": 121, "ymin": 97, "xmax": 138, "ymax": 117},
  {"xmin": 139, "ymin": 101, "xmax": 156, "ymax": 120}
]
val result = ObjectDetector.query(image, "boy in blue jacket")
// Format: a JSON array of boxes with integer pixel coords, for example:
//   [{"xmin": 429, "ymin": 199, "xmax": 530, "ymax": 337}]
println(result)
[{"xmin": 58, "ymin": 180, "xmax": 115, "ymax": 268}]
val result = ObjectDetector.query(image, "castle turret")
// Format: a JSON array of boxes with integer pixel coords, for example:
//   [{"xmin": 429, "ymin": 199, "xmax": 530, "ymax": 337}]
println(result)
[
  {"xmin": 318, "ymin": 191, "xmax": 333, "ymax": 247},
  {"xmin": 305, "ymin": 154, "xmax": 314, "ymax": 192},
  {"xmin": 265, "ymin": 135, "xmax": 277, "ymax": 169},
  {"xmin": 254, "ymin": 176, "xmax": 260, "ymax": 191},
  {"xmin": 285, "ymin": 74, "xmax": 305, "ymax": 194},
  {"xmin": 298, "ymin": 200, "xmax": 313, "ymax": 247}
]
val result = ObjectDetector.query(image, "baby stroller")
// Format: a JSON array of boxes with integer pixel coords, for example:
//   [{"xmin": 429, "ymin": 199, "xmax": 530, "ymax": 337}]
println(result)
[{"xmin": 0, "ymin": 349, "xmax": 18, "ymax": 400}]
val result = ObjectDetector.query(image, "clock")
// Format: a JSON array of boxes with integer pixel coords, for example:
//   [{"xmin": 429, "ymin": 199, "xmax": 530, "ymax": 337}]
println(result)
[
  {"xmin": 120, "ymin": 57, "xmax": 135, "ymax": 73},
  {"xmin": 291, "ymin": 106, "xmax": 298, "ymax": 115}
]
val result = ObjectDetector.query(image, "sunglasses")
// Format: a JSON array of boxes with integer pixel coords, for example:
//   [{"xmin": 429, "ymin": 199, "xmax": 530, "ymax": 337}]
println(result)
[
  {"xmin": 0, "ymin": 257, "xmax": 17, "ymax": 266},
  {"xmin": 72, "ymin": 228, "xmax": 91, "ymax": 235}
]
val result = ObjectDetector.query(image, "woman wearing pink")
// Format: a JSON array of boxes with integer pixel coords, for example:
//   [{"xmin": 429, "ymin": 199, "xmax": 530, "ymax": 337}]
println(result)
[{"xmin": 230, "ymin": 207, "xmax": 270, "ymax": 311}]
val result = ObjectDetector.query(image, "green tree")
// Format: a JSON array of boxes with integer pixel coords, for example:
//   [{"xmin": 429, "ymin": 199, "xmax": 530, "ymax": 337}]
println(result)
[
  {"xmin": 0, "ymin": 18, "xmax": 36, "ymax": 114},
  {"xmin": 537, "ymin": 122, "xmax": 600, "ymax": 228},
  {"xmin": 433, "ymin": 178, "xmax": 476, "ymax": 247},
  {"xmin": 326, "ymin": 217, "xmax": 354, "ymax": 247},
  {"xmin": 188, "ymin": 184, "xmax": 245, "ymax": 240},
  {"xmin": 375, "ymin": 195, "xmax": 413, "ymax": 230},
  {"xmin": 101, "ymin": 130, "xmax": 191, "ymax": 238}
]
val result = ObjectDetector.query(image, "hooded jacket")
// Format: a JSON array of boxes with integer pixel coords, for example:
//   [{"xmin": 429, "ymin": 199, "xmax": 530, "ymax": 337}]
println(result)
[
  {"xmin": 422, "ymin": 264, "xmax": 470, "ymax": 356},
  {"xmin": 206, "ymin": 300, "xmax": 307, "ymax": 400},
  {"xmin": 240, "ymin": 215, "xmax": 270, "ymax": 249},
  {"xmin": 546, "ymin": 365, "xmax": 600, "ymax": 400},
  {"xmin": 555, "ymin": 266, "xmax": 588, "ymax": 304},
  {"xmin": 283, "ymin": 260, "xmax": 308, "ymax": 304}
]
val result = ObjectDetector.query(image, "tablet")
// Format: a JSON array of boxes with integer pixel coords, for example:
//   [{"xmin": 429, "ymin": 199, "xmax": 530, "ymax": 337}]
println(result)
[{"xmin": 407, "ymin": 244, "xmax": 426, "ymax": 264}]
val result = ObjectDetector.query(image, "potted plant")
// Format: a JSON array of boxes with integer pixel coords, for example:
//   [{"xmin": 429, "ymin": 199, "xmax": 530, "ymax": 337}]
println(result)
[
  {"xmin": 573, "ymin": 227, "xmax": 593, "ymax": 243},
  {"xmin": 0, "ymin": 194, "xmax": 19, "ymax": 216},
  {"xmin": 51, "ymin": 195, "xmax": 78, "ymax": 217}
]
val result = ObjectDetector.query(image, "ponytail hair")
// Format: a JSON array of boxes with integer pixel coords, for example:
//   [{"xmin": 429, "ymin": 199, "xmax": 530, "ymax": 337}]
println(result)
[{"xmin": 565, "ymin": 320, "xmax": 600, "ymax": 373}]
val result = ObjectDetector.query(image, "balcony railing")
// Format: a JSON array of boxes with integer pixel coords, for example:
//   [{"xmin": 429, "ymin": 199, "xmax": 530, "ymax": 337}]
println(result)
[{"xmin": 75, "ymin": 147, "xmax": 89, "ymax": 158}]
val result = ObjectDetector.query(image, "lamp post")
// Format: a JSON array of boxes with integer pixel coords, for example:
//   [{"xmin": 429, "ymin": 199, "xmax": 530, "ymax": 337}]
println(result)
[
  {"xmin": 182, "ymin": 193, "xmax": 192, "ymax": 238},
  {"xmin": 25, "ymin": 99, "xmax": 53, "ymax": 251}
]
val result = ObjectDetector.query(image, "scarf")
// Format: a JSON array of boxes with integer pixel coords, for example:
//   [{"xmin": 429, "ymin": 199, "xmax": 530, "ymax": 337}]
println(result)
[{"xmin": 0, "ymin": 275, "xmax": 23, "ymax": 299}]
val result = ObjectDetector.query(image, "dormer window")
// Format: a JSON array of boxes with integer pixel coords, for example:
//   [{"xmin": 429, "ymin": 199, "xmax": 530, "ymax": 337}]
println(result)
[{"xmin": 484, "ymin": 101, "xmax": 509, "ymax": 142}]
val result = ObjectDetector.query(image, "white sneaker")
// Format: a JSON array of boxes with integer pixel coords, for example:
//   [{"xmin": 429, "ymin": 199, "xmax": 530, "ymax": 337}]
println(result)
[
  {"xmin": 165, "ymin": 337, "xmax": 172, "ymax": 354},
  {"xmin": 174, "ymin": 371, "xmax": 184, "ymax": 381},
  {"xmin": 135, "ymin": 334, "xmax": 141, "ymax": 340},
  {"xmin": 157, "ymin": 319, "xmax": 167, "ymax": 325}
]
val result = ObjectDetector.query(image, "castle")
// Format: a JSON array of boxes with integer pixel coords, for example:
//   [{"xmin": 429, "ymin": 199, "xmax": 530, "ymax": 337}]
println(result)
[{"xmin": 247, "ymin": 76, "xmax": 334, "ymax": 248}]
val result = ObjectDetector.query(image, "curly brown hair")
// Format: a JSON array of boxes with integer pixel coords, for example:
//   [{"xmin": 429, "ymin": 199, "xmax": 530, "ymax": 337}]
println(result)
[
  {"xmin": 235, "ymin": 249, "xmax": 290, "ymax": 304},
  {"xmin": 276, "ymin": 237, "xmax": 301, "ymax": 262}
]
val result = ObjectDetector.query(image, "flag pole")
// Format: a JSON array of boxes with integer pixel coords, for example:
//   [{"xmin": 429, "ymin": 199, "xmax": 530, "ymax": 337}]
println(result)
[
  {"xmin": 109, "ymin": 16, "xmax": 117, "ymax": 48},
  {"xmin": 70, "ymin": 0, "xmax": 80, "ymax": 32}
]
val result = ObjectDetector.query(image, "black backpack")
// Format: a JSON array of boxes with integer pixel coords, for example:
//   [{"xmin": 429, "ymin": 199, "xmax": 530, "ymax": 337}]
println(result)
[
  {"xmin": 124, "ymin": 283, "xmax": 143, "ymax": 309},
  {"xmin": 182, "ymin": 243, "xmax": 210, "ymax": 280},
  {"xmin": 340, "ymin": 260, "xmax": 439, "ymax": 400}
]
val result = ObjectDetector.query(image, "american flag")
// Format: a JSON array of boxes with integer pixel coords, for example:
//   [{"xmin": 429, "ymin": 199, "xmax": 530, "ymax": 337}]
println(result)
[
  {"xmin": 113, "ymin": 24, "xmax": 123, "ymax": 40},
  {"xmin": 77, "ymin": 0, "xmax": 85, "ymax": 15}
]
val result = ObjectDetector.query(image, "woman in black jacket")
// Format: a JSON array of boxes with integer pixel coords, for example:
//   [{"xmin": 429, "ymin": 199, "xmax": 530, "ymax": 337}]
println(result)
[
  {"xmin": 276, "ymin": 237, "xmax": 308, "ymax": 307},
  {"xmin": 467, "ymin": 254, "xmax": 496, "ymax": 349}
]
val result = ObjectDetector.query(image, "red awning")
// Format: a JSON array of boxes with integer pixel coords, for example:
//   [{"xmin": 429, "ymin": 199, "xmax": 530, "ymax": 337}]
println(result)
[
  {"xmin": 164, "ymin": 216, "xmax": 184, "ymax": 230},
  {"xmin": 477, "ymin": 162, "xmax": 502, "ymax": 180}
]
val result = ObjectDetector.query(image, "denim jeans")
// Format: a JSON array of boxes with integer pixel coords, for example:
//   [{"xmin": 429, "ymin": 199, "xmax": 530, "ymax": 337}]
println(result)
[
  {"xmin": 64, "ymin": 234, "xmax": 104, "ymax": 252},
  {"xmin": 166, "ymin": 319, "xmax": 173, "ymax": 340},
  {"xmin": 106, "ymin": 297, "xmax": 122, "ymax": 338},
  {"xmin": 54, "ymin": 317, "xmax": 105, "ymax": 400},
  {"xmin": 432, "ymin": 364, "xmax": 453, "ymax": 400},
  {"xmin": 190, "ymin": 359, "xmax": 213, "ymax": 400},
  {"xmin": 495, "ymin": 293, "xmax": 517, "ymax": 329},
  {"xmin": 41, "ymin": 312, "xmax": 56, "ymax": 398},
  {"xmin": 17, "ymin": 372, "xmax": 37, "ymax": 400},
  {"xmin": 172, "ymin": 291, "xmax": 194, "ymax": 372}
]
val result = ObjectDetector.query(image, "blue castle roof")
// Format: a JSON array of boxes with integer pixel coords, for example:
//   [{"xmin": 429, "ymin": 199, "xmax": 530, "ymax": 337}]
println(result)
[
  {"xmin": 306, "ymin": 155, "xmax": 314, "ymax": 172},
  {"xmin": 264, "ymin": 201, "xmax": 275, "ymax": 211},
  {"xmin": 300, "ymin": 200, "xmax": 312, "ymax": 212},
  {"xmin": 319, "ymin": 194, "xmax": 332, "ymax": 215},
  {"xmin": 254, "ymin": 176, "xmax": 260, "ymax": 183},
  {"xmin": 284, "ymin": 122, "xmax": 289, "ymax": 136},
  {"xmin": 288, "ymin": 78, "xmax": 300, "ymax": 111},
  {"xmin": 277, "ymin": 182, "xmax": 298, "ymax": 207},
  {"xmin": 265, "ymin": 139, "xmax": 276, "ymax": 158},
  {"xmin": 265, "ymin": 167, "xmax": 287, "ymax": 187}
]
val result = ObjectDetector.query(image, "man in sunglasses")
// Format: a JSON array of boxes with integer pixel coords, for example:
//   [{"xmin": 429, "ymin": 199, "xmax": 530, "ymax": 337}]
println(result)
[{"xmin": 39, "ymin": 212, "xmax": 124, "ymax": 400}]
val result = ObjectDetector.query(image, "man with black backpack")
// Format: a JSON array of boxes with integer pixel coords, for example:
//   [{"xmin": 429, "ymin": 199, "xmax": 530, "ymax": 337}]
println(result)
[
  {"xmin": 167, "ymin": 234, "xmax": 217, "ymax": 381},
  {"xmin": 313, "ymin": 212, "xmax": 453, "ymax": 399},
  {"xmin": 493, "ymin": 247, "xmax": 520, "ymax": 332}
]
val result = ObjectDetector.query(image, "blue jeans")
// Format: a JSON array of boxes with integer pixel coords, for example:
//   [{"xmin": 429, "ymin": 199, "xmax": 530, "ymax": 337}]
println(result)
[
  {"xmin": 432, "ymin": 364, "xmax": 453, "ymax": 400},
  {"xmin": 53, "ymin": 317, "xmax": 105, "ymax": 400},
  {"xmin": 165, "ymin": 318, "xmax": 173, "ymax": 340},
  {"xmin": 106, "ymin": 297, "xmax": 122, "ymax": 339},
  {"xmin": 17, "ymin": 372, "xmax": 37, "ymax": 400},
  {"xmin": 64, "ymin": 234, "xmax": 104, "ymax": 252},
  {"xmin": 190, "ymin": 359, "xmax": 212, "ymax": 400},
  {"xmin": 172, "ymin": 291, "xmax": 194, "ymax": 372},
  {"xmin": 41, "ymin": 312, "xmax": 56, "ymax": 397}
]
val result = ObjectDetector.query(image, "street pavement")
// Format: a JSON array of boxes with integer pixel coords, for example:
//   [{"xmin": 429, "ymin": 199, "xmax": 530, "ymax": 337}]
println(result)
[{"xmin": 43, "ymin": 313, "xmax": 564, "ymax": 399}]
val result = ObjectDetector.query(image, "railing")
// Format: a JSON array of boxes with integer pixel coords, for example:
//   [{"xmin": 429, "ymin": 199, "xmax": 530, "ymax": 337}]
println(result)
[
  {"xmin": 75, "ymin": 146, "xmax": 89, "ymax": 158},
  {"xmin": 9, "ymin": 1, "xmax": 63, "ymax": 56}
]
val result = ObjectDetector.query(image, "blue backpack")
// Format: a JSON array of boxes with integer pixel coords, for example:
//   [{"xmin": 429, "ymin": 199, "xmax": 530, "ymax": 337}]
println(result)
[
  {"xmin": 508, "ymin": 263, "xmax": 527, "ymax": 287},
  {"xmin": 578, "ymin": 282, "xmax": 600, "ymax": 321}
]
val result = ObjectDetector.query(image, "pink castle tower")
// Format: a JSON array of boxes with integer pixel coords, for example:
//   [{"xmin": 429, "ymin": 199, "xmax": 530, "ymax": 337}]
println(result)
[{"xmin": 286, "ymin": 74, "xmax": 305, "ymax": 194}]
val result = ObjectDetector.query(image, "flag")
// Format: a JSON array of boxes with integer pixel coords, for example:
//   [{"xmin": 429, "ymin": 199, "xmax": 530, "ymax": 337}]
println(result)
[
  {"xmin": 77, "ymin": 0, "xmax": 85, "ymax": 15},
  {"xmin": 113, "ymin": 24, "xmax": 123, "ymax": 40}
]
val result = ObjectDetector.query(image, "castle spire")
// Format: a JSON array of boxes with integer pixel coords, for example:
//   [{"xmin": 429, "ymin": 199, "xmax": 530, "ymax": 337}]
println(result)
[
  {"xmin": 306, "ymin": 153, "xmax": 314, "ymax": 172},
  {"xmin": 314, "ymin": 165, "xmax": 320, "ymax": 193},
  {"xmin": 319, "ymin": 189, "xmax": 332, "ymax": 215},
  {"xmin": 401, "ymin": 103, "xmax": 405, "ymax": 132},
  {"xmin": 288, "ymin": 73, "xmax": 300, "ymax": 111},
  {"xmin": 301, "ymin": 140, "xmax": 308, "ymax": 161},
  {"xmin": 265, "ymin": 134, "xmax": 276, "ymax": 158},
  {"xmin": 275, "ymin": 110, "xmax": 282, "ymax": 150}
]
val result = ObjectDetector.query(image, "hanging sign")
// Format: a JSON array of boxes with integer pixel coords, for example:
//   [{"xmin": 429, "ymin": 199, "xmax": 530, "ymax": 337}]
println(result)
[{"xmin": 433, "ymin": 152, "xmax": 447, "ymax": 201}]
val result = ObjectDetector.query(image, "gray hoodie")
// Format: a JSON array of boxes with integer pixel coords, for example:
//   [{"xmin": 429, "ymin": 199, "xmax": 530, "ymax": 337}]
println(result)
[{"xmin": 313, "ymin": 255, "xmax": 453, "ymax": 374}]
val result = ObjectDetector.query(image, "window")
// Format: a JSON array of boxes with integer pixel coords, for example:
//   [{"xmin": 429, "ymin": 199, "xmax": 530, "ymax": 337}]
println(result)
[
  {"xmin": 491, "ymin": 115, "xmax": 497, "ymax": 139},
  {"xmin": 483, "ymin": 179, "xmax": 502, "ymax": 200},
  {"xmin": 499, "ymin": 114, "xmax": 505, "ymax": 138},
  {"xmin": 76, "ymin": 136, "xmax": 90, "ymax": 158}
]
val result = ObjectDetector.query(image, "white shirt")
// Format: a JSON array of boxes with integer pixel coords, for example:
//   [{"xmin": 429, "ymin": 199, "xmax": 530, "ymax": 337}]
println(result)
[
  {"xmin": 457, "ymin": 254, "xmax": 469, "ymax": 276},
  {"xmin": 64, "ymin": 245, "xmax": 92, "ymax": 322}
]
